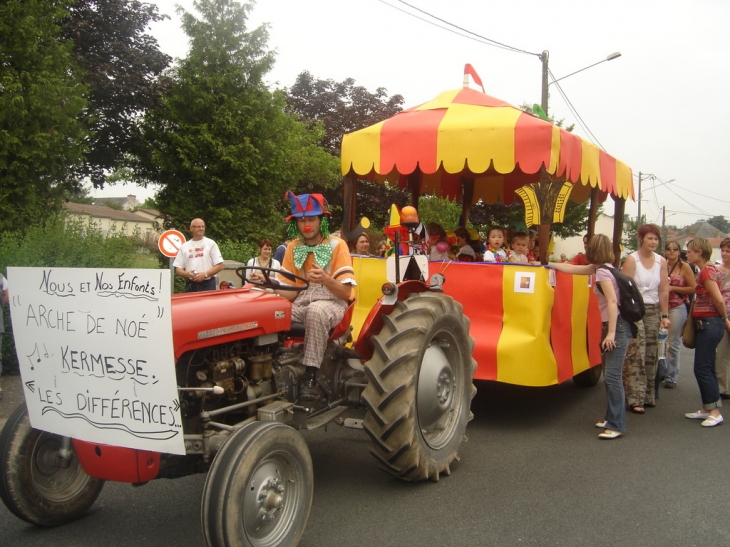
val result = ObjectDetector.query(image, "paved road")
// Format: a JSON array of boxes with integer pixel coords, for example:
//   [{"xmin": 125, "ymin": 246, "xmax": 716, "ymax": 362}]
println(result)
[{"xmin": 3, "ymin": 347, "xmax": 730, "ymax": 546}]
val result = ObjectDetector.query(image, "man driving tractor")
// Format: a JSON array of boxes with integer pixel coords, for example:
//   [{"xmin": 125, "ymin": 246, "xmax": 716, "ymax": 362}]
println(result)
[{"xmin": 251, "ymin": 191, "xmax": 356, "ymax": 401}]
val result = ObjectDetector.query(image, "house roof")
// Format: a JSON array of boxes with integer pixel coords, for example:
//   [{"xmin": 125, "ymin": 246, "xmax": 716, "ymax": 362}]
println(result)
[
  {"xmin": 63, "ymin": 202, "xmax": 153, "ymax": 223},
  {"xmin": 676, "ymin": 221, "xmax": 728, "ymax": 240}
]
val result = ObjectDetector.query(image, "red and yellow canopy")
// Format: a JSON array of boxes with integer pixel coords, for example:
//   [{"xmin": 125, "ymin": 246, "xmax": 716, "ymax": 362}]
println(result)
[{"xmin": 341, "ymin": 86, "xmax": 634, "ymax": 205}]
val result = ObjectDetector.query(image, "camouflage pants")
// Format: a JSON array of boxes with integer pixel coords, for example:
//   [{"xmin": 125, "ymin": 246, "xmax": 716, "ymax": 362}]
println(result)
[{"xmin": 623, "ymin": 303, "xmax": 660, "ymax": 407}]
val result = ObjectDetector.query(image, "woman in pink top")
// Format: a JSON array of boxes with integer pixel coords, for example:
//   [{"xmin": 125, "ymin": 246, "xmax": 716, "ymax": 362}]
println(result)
[
  {"xmin": 662, "ymin": 241, "xmax": 696, "ymax": 388},
  {"xmin": 549, "ymin": 234, "xmax": 629, "ymax": 439},
  {"xmin": 683, "ymin": 238, "xmax": 730, "ymax": 427}
]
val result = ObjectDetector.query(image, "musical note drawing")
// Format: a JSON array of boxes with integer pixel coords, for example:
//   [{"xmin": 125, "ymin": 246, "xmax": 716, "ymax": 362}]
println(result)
[{"xmin": 26, "ymin": 344, "xmax": 42, "ymax": 370}]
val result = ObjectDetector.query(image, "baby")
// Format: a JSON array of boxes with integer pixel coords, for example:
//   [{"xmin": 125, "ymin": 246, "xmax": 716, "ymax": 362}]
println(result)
[
  {"xmin": 509, "ymin": 231, "xmax": 530, "ymax": 263},
  {"xmin": 483, "ymin": 226, "xmax": 509, "ymax": 262}
]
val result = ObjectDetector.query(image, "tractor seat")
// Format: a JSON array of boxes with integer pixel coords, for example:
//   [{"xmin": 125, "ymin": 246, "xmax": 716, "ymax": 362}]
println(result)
[{"xmin": 285, "ymin": 300, "xmax": 356, "ymax": 341}]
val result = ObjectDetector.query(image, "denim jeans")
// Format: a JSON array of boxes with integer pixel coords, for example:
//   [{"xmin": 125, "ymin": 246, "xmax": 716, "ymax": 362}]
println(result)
[
  {"xmin": 603, "ymin": 316, "xmax": 632, "ymax": 432},
  {"xmin": 665, "ymin": 304, "xmax": 687, "ymax": 384},
  {"xmin": 693, "ymin": 316, "xmax": 724, "ymax": 410},
  {"xmin": 185, "ymin": 277, "xmax": 217, "ymax": 292},
  {"xmin": 716, "ymin": 331, "xmax": 730, "ymax": 396}
]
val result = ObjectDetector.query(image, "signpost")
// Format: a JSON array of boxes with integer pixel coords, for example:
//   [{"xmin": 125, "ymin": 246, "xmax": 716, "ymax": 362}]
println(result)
[{"xmin": 158, "ymin": 229, "xmax": 186, "ymax": 289}]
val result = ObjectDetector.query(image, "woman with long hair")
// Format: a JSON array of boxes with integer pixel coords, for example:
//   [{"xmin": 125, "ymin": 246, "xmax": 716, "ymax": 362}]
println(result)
[
  {"xmin": 549, "ymin": 234, "xmax": 630, "ymax": 439},
  {"xmin": 711, "ymin": 238, "xmax": 730, "ymax": 399},
  {"xmin": 621, "ymin": 224, "xmax": 671, "ymax": 413},
  {"xmin": 427, "ymin": 222, "xmax": 450, "ymax": 261},
  {"xmin": 662, "ymin": 241, "xmax": 696, "ymax": 388},
  {"xmin": 684, "ymin": 238, "xmax": 730, "ymax": 426}
]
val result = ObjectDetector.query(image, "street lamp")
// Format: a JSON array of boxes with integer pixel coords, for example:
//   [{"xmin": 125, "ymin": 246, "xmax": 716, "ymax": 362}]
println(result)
[{"xmin": 540, "ymin": 51, "xmax": 622, "ymax": 116}]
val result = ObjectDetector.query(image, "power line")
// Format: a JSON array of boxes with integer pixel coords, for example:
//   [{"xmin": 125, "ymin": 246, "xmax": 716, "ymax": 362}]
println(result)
[
  {"xmin": 548, "ymin": 69, "xmax": 605, "ymax": 149},
  {"xmin": 375, "ymin": 0, "xmax": 525, "ymax": 53},
  {"xmin": 391, "ymin": 0, "xmax": 540, "ymax": 57}
]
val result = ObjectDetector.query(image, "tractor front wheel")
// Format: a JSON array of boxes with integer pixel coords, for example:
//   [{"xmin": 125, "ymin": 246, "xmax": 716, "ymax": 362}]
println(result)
[{"xmin": 201, "ymin": 421, "xmax": 313, "ymax": 547}]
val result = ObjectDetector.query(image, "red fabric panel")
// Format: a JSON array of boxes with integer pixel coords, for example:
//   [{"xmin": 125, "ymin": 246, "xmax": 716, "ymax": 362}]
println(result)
[
  {"xmin": 430, "ymin": 262, "xmax": 503, "ymax": 380},
  {"xmin": 451, "ymin": 87, "xmax": 513, "ymax": 107},
  {"xmin": 551, "ymin": 271, "xmax": 576, "ymax": 383},
  {"xmin": 440, "ymin": 171, "xmax": 464, "ymax": 201},
  {"xmin": 586, "ymin": 286, "xmax": 602, "ymax": 366},
  {"xmin": 380, "ymin": 109, "xmax": 447, "ymax": 175},
  {"xmin": 514, "ymin": 113, "xmax": 553, "ymax": 175},
  {"xmin": 557, "ymin": 129, "xmax": 583, "ymax": 182},
  {"xmin": 599, "ymin": 150, "xmax": 617, "ymax": 196}
]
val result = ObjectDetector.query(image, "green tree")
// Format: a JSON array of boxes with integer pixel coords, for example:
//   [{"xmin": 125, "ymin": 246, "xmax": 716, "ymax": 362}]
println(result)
[
  {"xmin": 622, "ymin": 213, "xmax": 645, "ymax": 253},
  {"xmin": 703, "ymin": 215, "xmax": 730, "ymax": 234},
  {"xmin": 417, "ymin": 196, "xmax": 463, "ymax": 231},
  {"xmin": 285, "ymin": 72, "xmax": 405, "ymax": 229},
  {"xmin": 60, "ymin": 0, "xmax": 172, "ymax": 188},
  {"xmin": 0, "ymin": 0, "xmax": 88, "ymax": 234},
  {"xmin": 130, "ymin": 0, "xmax": 338, "ymax": 243}
]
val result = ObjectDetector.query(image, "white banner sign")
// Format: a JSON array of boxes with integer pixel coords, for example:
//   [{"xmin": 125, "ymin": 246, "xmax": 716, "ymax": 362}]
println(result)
[{"xmin": 8, "ymin": 267, "xmax": 185, "ymax": 455}]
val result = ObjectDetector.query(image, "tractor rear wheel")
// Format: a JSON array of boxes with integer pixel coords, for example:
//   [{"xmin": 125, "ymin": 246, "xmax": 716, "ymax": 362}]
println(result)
[
  {"xmin": 201, "ymin": 421, "xmax": 313, "ymax": 547},
  {"xmin": 362, "ymin": 292, "xmax": 477, "ymax": 481},
  {"xmin": 0, "ymin": 403, "xmax": 104, "ymax": 526}
]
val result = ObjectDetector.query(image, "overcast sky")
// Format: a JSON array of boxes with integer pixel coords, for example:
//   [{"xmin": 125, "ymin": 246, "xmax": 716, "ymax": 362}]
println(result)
[{"xmin": 97, "ymin": 0, "xmax": 730, "ymax": 231}]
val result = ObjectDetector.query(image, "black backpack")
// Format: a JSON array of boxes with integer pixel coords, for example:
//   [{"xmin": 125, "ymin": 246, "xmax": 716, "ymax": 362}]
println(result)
[{"xmin": 596, "ymin": 265, "xmax": 646, "ymax": 325}]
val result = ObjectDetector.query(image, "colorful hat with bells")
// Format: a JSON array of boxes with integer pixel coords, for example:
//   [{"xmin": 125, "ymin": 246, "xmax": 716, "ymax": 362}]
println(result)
[{"xmin": 285, "ymin": 191, "xmax": 331, "ymax": 221}]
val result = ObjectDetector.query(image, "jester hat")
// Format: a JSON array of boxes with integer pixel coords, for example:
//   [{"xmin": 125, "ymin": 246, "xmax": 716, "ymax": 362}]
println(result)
[{"xmin": 285, "ymin": 191, "xmax": 331, "ymax": 221}]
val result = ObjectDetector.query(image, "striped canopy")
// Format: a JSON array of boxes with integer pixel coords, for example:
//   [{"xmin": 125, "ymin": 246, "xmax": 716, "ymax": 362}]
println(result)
[{"xmin": 341, "ymin": 86, "xmax": 634, "ymax": 205}]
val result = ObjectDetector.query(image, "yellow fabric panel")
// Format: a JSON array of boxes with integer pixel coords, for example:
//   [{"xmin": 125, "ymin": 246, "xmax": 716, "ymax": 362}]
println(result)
[
  {"xmin": 549, "ymin": 125, "xmax": 561, "ymax": 174},
  {"xmin": 350, "ymin": 257, "xmax": 388, "ymax": 341},
  {"xmin": 414, "ymin": 89, "xmax": 461, "ymax": 111},
  {"xmin": 341, "ymin": 122, "xmax": 384, "ymax": 176},
  {"xmin": 497, "ymin": 267, "xmax": 558, "ymax": 386},
  {"xmin": 580, "ymin": 141, "xmax": 601, "ymax": 188},
  {"xmin": 437, "ymin": 104, "xmax": 521, "ymax": 174},
  {"xmin": 571, "ymin": 275, "xmax": 592, "ymax": 374},
  {"xmin": 616, "ymin": 160, "xmax": 634, "ymax": 200}
]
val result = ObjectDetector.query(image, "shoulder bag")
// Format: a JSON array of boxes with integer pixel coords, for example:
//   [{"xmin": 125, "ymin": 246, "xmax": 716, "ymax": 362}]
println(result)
[{"xmin": 681, "ymin": 299, "xmax": 696, "ymax": 349}]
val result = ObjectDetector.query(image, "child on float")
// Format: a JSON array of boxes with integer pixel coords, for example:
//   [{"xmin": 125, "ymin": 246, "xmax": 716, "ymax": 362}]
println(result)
[
  {"xmin": 484, "ymin": 226, "xmax": 510, "ymax": 262},
  {"xmin": 509, "ymin": 231, "xmax": 530, "ymax": 263},
  {"xmin": 454, "ymin": 227, "xmax": 477, "ymax": 262},
  {"xmin": 427, "ymin": 222, "xmax": 451, "ymax": 261}
]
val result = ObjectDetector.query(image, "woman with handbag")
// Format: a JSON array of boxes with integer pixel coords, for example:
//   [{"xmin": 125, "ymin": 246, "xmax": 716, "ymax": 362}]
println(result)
[
  {"xmin": 684, "ymin": 238, "xmax": 730, "ymax": 427},
  {"xmin": 712, "ymin": 239, "xmax": 730, "ymax": 399},
  {"xmin": 549, "ymin": 234, "xmax": 630, "ymax": 439},
  {"xmin": 663, "ymin": 241, "xmax": 696, "ymax": 388}
]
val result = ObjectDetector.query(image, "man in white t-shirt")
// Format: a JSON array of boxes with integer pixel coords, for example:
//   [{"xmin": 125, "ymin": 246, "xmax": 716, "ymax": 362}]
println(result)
[{"xmin": 173, "ymin": 218, "xmax": 224, "ymax": 292}]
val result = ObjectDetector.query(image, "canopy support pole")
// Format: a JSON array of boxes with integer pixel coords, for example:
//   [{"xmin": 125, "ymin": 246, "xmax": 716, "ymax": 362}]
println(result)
[
  {"xmin": 408, "ymin": 169, "xmax": 420, "ymax": 209},
  {"xmin": 460, "ymin": 177, "xmax": 474, "ymax": 228},
  {"xmin": 587, "ymin": 187, "xmax": 600, "ymax": 238},
  {"xmin": 342, "ymin": 174, "xmax": 358, "ymax": 244},
  {"xmin": 611, "ymin": 195, "xmax": 626, "ymax": 268}
]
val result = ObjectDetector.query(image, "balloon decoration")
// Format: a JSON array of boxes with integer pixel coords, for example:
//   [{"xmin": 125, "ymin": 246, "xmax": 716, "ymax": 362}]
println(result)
[{"xmin": 436, "ymin": 241, "xmax": 450, "ymax": 253}]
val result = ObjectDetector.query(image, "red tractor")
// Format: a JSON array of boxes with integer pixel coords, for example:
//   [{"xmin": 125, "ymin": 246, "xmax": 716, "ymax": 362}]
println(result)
[{"xmin": 0, "ymin": 266, "xmax": 476, "ymax": 547}]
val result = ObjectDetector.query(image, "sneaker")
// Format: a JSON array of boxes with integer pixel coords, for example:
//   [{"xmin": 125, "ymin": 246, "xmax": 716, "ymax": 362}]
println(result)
[
  {"xmin": 685, "ymin": 410, "xmax": 710, "ymax": 419},
  {"xmin": 299, "ymin": 367, "xmax": 319, "ymax": 401},
  {"xmin": 664, "ymin": 381, "xmax": 676, "ymax": 389},
  {"xmin": 595, "ymin": 420, "xmax": 608, "ymax": 428},
  {"xmin": 598, "ymin": 429, "xmax": 622, "ymax": 439}
]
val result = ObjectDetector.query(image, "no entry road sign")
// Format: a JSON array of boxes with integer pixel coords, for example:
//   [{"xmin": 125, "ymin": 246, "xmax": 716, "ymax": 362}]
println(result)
[{"xmin": 158, "ymin": 230, "xmax": 186, "ymax": 258}]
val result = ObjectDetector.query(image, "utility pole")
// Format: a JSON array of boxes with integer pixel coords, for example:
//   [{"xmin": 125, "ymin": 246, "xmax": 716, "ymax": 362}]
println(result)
[
  {"xmin": 540, "ymin": 51, "xmax": 549, "ymax": 116},
  {"xmin": 662, "ymin": 206, "xmax": 667, "ymax": 245}
]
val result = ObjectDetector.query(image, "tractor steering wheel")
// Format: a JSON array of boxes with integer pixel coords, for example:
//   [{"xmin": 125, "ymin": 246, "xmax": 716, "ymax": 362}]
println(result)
[{"xmin": 235, "ymin": 266, "xmax": 309, "ymax": 292}]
